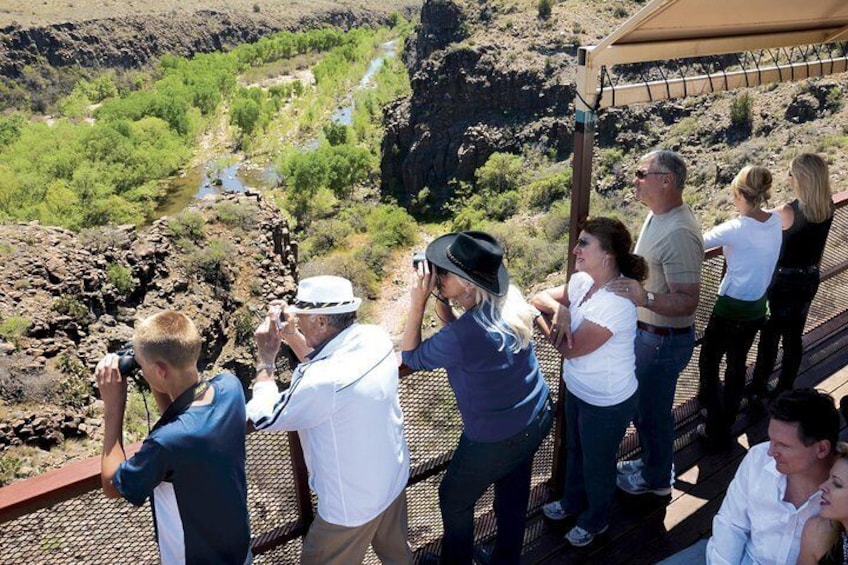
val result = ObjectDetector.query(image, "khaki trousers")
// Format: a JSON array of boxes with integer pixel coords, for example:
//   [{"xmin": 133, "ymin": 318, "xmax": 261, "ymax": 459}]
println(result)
[{"xmin": 301, "ymin": 491, "xmax": 412, "ymax": 565}]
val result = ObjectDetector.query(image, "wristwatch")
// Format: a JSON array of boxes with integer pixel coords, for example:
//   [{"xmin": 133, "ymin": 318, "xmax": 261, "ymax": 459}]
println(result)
[{"xmin": 646, "ymin": 291, "xmax": 656, "ymax": 308}]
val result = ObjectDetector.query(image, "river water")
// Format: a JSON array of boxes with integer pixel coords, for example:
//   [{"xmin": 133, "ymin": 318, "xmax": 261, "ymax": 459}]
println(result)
[{"xmin": 156, "ymin": 39, "xmax": 399, "ymax": 218}]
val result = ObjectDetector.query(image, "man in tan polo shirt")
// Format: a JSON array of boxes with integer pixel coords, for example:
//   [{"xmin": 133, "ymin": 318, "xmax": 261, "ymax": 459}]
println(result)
[{"xmin": 606, "ymin": 149, "xmax": 703, "ymax": 496}]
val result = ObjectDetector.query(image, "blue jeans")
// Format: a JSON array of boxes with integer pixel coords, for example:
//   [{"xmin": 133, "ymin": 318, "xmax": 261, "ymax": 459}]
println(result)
[
  {"xmin": 439, "ymin": 396, "xmax": 554, "ymax": 564},
  {"xmin": 634, "ymin": 327, "xmax": 695, "ymax": 488},
  {"xmin": 562, "ymin": 390, "xmax": 636, "ymax": 533}
]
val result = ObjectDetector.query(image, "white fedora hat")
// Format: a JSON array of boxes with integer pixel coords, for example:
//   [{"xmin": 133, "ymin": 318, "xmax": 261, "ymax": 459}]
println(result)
[{"xmin": 286, "ymin": 276, "xmax": 362, "ymax": 315}]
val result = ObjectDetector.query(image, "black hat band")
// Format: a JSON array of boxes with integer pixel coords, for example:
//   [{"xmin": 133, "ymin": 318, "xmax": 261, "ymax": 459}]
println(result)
[
  {"xmin": 446, "ymin": 247, "xmax": 497, "ymax": 283},
  {"xmin": 293, "ymin": 299, "xmax": 358, "ymax": 311}
]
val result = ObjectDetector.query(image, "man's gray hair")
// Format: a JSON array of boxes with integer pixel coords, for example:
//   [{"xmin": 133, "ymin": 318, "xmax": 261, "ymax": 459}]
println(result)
[
  {"xmin": 645, "ymin": 150, "xmax": 687, "ymax": 191},
  {"xmin": 325, "ymin": 311, "xmax": 357, "ymax": 331}
]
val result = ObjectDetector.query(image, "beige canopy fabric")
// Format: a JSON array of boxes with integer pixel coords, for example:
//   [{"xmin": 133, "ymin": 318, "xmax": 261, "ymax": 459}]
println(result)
[
  {"xmin": 565, "ymin": 0, "xmax": 848, "ymax": 276},
  {"xmin": 594, "ymin": 0, "xmax": 848, "ymax": 66},
  {"xmin": 576, "ymin": 0, "xmax": 848, "ymax": 109}
]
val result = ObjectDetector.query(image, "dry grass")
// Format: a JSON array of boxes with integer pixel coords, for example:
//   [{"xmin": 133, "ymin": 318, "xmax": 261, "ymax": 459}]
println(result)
[{"xmin": 0, "ymin": 0, "xmax": 418, "ymax": 28}]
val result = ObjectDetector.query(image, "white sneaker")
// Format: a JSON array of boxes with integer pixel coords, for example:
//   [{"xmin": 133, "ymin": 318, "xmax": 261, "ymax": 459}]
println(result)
[
  {"xmin": 616, "ymin": 458, "xmax": 644, "ymax": 476},
  {"xmin": 616, "ymin": 459, "xmax": 676, "ymax": 485},
  {"xmin": 616, "ymin": 470, "xmax": 672, "ymax": 496},
  {"xmin": 564, "ymin": 524, "xmax": 609, "ymax": 547},
  {"xmin": 541, "ymin": 500, "xmax": 570, "ymax": 521}
]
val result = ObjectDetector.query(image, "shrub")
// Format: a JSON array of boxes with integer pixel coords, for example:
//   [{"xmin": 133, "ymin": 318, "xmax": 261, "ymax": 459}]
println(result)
[
  {"xmin": 0, "ymin": 316, "xmax": 30, "ymax": 348},
  {"xmin": 0, "ymin": 452, "xmax": 26, "ymax": 486},
  {"xmin": 231, "ymin": 307, "xmax": 256, "ymax": 346},
  {"xmin": 252, "ymin": 3, "xmax": 260, "ymax": 12},
  {"xmin": 451, "ymin": 188, "xmax": 520, "ymax": 230},
  {"xmin": 522, "ymin": 170, "xmax": 571, "ymax": 211},
  {"xmin": 301, "ymin": 252, "xmax": 379, "ymax": 299},
  {"xmin": 107, "ymin": 263, "xmax": 136, "ymax": 295},
  {"xmin": 78, "ymin": 226, "xmax": 130, "ymax": 252},
  {"xmin": 730, "ymin": 93, "xmax": 753, "ymax": 130},
  {"xmin": 476, "ymin": 152, "xmax": 525, "ymax": 193},
  {"xmin": 125, "ymin": 389, "xmax": 157, "ymax": 441},
  {"xmin": 538, "ymin": 0, "xmax": 553, "ymax": 19},
  {"xmin": 825, "ymin": 86, "xmax": 843, "ymax": 111},
  {"xmin": 52, "ymin": 296, "xmax": 90, "ymax": 325},
  {"xmin": 185, "ymin": 240, "xmax": 236, "ymax": 287},
  {"xmin": 323, "ymin": 123, "xmax": 349, "ymax": 146},
  {"xmin": 57, "ymin": 353, "xmax": 93, "ymax": 408},
  {"xmin": 216, "ymin": 201, "xmax": 259, "ymax": 230},
  {"xmin": 540, "ymin": 201, "xmax": 571, "ymax": 241},
  {"xmin": 301, "ymin": 218, "xmax": 354, "ymax": 258},
  {"xmin": 365, "ymin": 205, "xmax": 417, "ymax": 249},
  {"xmin": 355, "ymin": 243, "xmax": 392, "ymax": 286},
  {"xmin": 168, "ymin": 210, "xmax": 205, "ymax": 242},
  {"xmin": 488, "ymin": 224, "xmax": 567, "ymax": 288}
]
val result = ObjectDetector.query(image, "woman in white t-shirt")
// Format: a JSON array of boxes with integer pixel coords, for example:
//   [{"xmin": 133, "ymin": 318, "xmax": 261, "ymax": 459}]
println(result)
[
  {"xmin": 531, "ymin": 217, "xmax": 645, "ymax": 548},
  {"xmin": 698, "ymin": 165, "xmax": 782, "ymax": 448}
]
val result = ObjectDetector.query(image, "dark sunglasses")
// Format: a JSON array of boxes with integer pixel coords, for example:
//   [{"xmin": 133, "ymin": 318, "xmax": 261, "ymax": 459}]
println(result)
[{"xmin": 634, "ymin": 170, "xmax": 669, "ymax": 179}]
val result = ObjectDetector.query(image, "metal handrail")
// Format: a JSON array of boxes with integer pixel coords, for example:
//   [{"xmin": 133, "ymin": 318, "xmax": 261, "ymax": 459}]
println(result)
[{"xmin": 2, "ymin": 190, "xmax": 847, "ymax": 557}]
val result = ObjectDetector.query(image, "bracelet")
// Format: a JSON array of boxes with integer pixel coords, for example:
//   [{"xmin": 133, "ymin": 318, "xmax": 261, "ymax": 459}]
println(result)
[{"xmin": 255, "ymin": 363, "xmax": 275, "ymax": 373}]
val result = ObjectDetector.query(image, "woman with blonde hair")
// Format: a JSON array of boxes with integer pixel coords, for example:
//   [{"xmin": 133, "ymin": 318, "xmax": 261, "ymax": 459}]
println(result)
[
  {"xmin": 403, "ymin": 231, "xmax": 552, "ymax": 564},
  {"xmin": 752, "ymin": 153, "xmax": 834, "ymax": 398},
  {"xmin": 798, "ymin": 442, "xmax": 848, "ymax": 565},
  {"xmin": 697, "ymin": 165, "xmax": 782, "ymax": 447}
]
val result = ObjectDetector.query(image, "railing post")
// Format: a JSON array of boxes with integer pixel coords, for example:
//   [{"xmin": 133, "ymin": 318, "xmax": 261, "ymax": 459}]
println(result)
[
  {"xmin": 551, "ymin": 45, "xmax": 599, "ymax": 496},
  {"xmin": 287, "ymin": 431, "xmax": 313, "ymax": 527}
]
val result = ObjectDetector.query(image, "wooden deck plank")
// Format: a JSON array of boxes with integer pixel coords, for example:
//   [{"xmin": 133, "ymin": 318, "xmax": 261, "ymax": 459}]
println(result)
[{"xmin": 522, "ymin": 319, "xmax": 848, "ymax": 564}]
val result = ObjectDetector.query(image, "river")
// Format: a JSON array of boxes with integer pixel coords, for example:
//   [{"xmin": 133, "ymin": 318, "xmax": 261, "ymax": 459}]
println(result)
[{"xmin": 156, "ymin": 39, "xmax": 399, "ymax": 218}]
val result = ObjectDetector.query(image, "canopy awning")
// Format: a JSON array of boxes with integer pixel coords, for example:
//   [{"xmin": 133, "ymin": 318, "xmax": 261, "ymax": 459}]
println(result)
[{"xmin": 565, "ymin": 0, "xmax": 848, "ymax": 274}]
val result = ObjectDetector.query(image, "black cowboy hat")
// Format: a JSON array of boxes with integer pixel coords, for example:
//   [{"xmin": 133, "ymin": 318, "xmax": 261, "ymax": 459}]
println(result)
[{"xmin": 425, "ymin": 231, "xmax": 509, "ymax": 296}]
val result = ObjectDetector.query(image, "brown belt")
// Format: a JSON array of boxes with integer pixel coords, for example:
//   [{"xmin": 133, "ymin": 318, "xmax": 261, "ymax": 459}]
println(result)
[{"xmin": 637, "ymin": 321, "xmax": 691, "ymax": 337}]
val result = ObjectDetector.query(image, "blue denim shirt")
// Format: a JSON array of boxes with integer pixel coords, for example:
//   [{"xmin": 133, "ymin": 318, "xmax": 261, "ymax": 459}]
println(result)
[{"xmin": 402, "ymin": 311, "xmax": 549, "ymax": 442}]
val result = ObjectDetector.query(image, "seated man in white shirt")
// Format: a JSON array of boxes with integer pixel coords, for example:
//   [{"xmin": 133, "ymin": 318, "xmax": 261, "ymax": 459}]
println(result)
[{"xmin": 659, "ymin": 388, "xmax": 838, "ymax": 565}]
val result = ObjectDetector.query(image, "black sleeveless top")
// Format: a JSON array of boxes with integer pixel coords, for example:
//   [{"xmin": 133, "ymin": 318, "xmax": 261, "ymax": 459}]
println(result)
[
  {"xmin": 818, "ymin": 530, "xmax": 848, "ymax": 565},
  {"xmin": 779, "ymin": 199, "xmax": 833, "ymax": 269}
]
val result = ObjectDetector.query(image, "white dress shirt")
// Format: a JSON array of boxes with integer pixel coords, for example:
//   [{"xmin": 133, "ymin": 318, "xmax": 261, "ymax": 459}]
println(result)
[
  {"xmin": 246, "ymin": 323, "xmax": 410, "ymax": 527},
  {"xmin": 706, "ymin": 443, "xmax": 822, "ymax": 565}
]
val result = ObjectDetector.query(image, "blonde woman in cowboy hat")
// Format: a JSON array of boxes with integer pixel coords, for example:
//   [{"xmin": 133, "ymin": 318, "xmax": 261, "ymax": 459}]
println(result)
[
  {"xmin": 249, "ymin": 276, "xmax": 412, "ymax": 565},
  {"xmin": 402, "ymin": 231, "xmax": 553, "ymax": 565},
  {"xmin": 531, "ymin": 217, "xmax": 647, "ymax": 548}
]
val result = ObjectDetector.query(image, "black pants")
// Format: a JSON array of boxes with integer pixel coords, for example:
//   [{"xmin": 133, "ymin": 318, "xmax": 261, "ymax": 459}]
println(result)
[
  {"xmin": 698, "ymin": 312, "xmax": 763, "ymax": 444},
  {"xmin": 752, "ymin": 271, "xmax": 820, "ymax": 395}
]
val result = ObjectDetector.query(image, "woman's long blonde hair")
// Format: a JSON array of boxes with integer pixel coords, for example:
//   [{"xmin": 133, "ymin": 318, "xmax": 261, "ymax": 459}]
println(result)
[
  {"xmin": 471, "ymin": 284, "xmax": 534, "ymax": 353},
  {"xmin": 791, "ymin": 153, "xmax": 834, "ymax": 223}
]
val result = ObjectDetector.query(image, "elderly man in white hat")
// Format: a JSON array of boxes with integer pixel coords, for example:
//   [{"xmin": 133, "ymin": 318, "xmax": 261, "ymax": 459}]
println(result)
[{"xmin": 247, "ymin": 275, "xmax": 412, "ymax": 565}]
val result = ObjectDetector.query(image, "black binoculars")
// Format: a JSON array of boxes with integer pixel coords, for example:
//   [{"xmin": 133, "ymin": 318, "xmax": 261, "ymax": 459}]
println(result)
[{"xmin": 115, "ymin": 344, "xmax": 140, "ymax": 377}]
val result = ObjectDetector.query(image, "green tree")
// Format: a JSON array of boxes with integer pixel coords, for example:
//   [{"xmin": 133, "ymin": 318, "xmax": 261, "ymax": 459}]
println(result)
[
  {"xmin": 323, "ymin": 122, "xmax": 350, "ymax": 146},
  {"xmin": 230, "ymin": 97, "xmax": 261, "ymax": 138},
  {"xmin": 476, "ymin": 152, "xmax": 526, "ymax": 193}
]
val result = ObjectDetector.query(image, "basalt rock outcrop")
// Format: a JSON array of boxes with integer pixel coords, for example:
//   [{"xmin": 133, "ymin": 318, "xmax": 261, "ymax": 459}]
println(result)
[
  {"xmin": 0, "ymin": 4, "xmax": 421, "ymax": 79},
  {"xmin": 0, "ymin": 192, "xmax": 298, "ymax": 451},
  {"xmin": 381, "ymin": 0, "xmax": 579, "ymax": 208}
]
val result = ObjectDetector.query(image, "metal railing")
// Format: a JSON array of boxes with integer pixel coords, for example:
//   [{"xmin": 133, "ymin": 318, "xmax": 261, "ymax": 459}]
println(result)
[{"xmin": 2, "ymin": 192, "xmax": 848, "ymax": 564}]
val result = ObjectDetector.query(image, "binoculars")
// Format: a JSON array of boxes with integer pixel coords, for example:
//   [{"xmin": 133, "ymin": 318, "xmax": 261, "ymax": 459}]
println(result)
[{"xmin": 115, "ymin": 344, "xmax": 140, "ymax": 377}]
